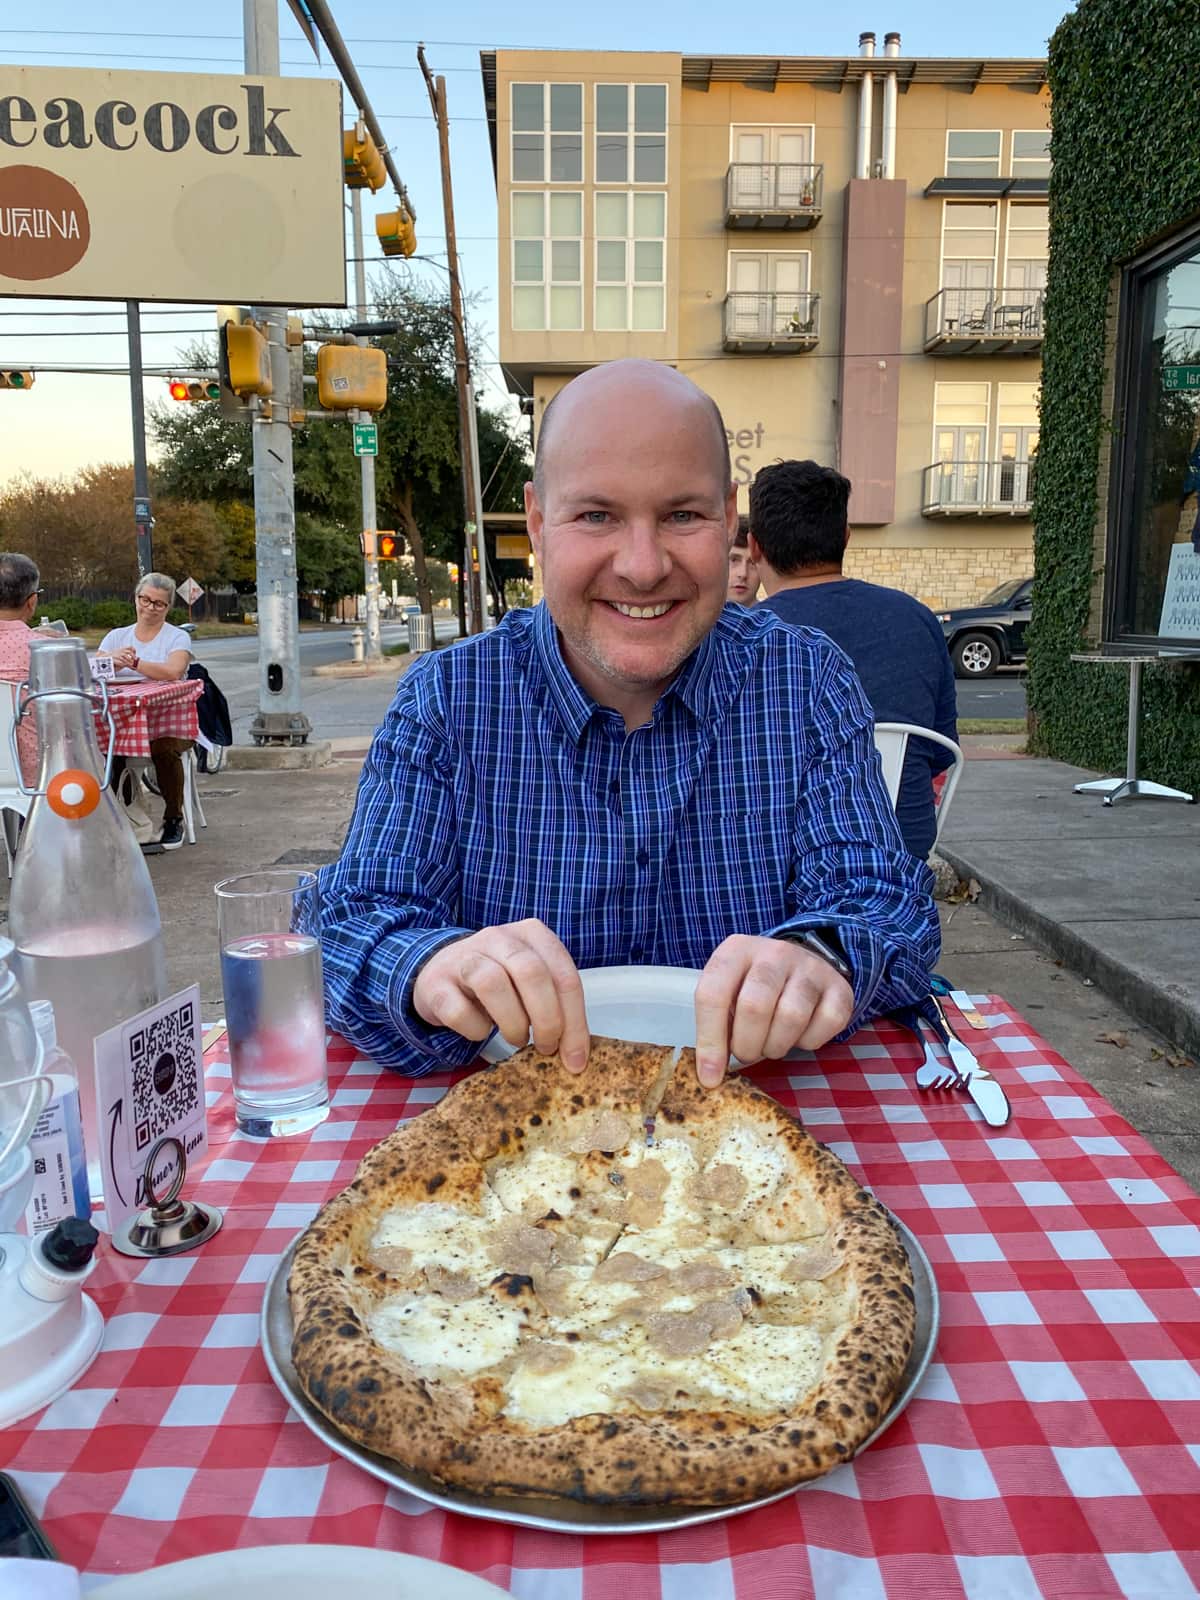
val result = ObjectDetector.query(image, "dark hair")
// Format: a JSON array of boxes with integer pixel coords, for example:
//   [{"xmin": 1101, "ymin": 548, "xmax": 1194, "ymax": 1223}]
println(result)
[
  {"xmin": 749, "ymin": 460, "xmax": 851, "ymax": 573},
  {"xmin": 733, "ymin": 515, "xmax": 749, "ymax": 550}
]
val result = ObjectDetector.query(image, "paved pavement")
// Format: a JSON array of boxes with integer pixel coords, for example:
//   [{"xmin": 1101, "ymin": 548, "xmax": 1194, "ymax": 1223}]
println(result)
[{"xmin": 955, "ymin": 670, "xmax": 1026, "ymax": 721}]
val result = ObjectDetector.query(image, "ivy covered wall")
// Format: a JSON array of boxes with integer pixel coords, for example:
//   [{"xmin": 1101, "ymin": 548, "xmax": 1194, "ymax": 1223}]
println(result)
[{"xmin": 1031, "ymin": 0, "xmax": 1200, "ymax": 786}]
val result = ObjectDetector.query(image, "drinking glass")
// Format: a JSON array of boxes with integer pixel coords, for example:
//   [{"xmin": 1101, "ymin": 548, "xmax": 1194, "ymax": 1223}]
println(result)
[{"xmin": 214, "ymin": 870, "xmax": 330, "ymax": 1136}]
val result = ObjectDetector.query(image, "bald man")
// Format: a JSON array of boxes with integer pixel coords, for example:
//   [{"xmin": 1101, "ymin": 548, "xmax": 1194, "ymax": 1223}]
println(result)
[{"xmin": 319, "ymin": 360, "xmax": 938, "ymax": 1082}]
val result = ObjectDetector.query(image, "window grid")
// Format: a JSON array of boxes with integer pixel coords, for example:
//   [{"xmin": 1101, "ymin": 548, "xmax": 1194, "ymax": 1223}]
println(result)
[
  {"xmin": 595, "ymin": 83, "xmax": 668, "ymax": 186},
  {"xmin": 946, "ymin": 129, "xmax": 1003, "ymax": 179},
  {"xmin": 511, "ymin": 191, "xmax": 583, "ymax": 333},
  {"xmin": 594, "ymin": 191, "xmax": 667, "ymax": 332},
  {"xmin": 1011, "ymin": 129, "xmax": 1052, "ymax": 177},
  {"xmin": 511, "ymin": 82, "xmax": 583, "ymax": 185}
]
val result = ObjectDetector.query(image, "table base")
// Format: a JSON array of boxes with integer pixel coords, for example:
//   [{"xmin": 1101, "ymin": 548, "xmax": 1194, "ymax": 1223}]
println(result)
[{"xmin": 1073, "ymin": 775, "xmax": 1195, "ymax": 805}]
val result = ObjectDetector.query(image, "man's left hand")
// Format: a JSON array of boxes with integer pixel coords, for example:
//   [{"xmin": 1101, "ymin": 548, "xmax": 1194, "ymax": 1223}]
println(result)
[{"xmin": 693, "ymin": 935, "xmax": 854, "ymax": 1088}]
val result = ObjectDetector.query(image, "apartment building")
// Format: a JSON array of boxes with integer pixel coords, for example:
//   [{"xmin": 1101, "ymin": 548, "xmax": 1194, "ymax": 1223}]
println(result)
[{"xmin": 480, "ymin": 38, "xmax": 1050, "ymax": 609}]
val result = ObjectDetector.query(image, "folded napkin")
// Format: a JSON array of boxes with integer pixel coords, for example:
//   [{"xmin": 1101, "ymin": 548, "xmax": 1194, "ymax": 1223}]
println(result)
[{"xmin": 0, "ymin": 1560, "xmax": 81, "ymax": 1599}]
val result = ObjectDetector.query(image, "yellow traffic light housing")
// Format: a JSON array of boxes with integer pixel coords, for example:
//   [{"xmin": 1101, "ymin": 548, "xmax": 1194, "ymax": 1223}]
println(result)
[
  {"xmin": 0, "ymin": 371, "xmax": 34, "ymax": 390},
  {"xmin": 376, "ymin": 210, "xmax": 417, "ymax": 258},
  {"xmin": 343, "ymin": 124, "xmax": 386, "ymax": 191},
  {"xmin": 317, "ymin": 344, "xmax": 387, "ymax": 412},
  {"xmin": 220, "ymin": 319, "xmax": 273, "ymax": 399}
]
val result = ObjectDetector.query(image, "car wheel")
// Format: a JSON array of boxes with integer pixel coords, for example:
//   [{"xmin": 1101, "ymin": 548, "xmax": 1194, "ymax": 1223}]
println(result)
[{"xmin": 952, "ymin": 631, "xmax": 1000, "ymax": 678}]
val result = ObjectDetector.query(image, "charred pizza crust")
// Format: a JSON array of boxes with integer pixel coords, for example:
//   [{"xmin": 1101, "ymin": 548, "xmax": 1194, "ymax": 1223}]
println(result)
[{"xmin": 288, "ymin": 1038, "xmax": 915, "ymax": 1506}]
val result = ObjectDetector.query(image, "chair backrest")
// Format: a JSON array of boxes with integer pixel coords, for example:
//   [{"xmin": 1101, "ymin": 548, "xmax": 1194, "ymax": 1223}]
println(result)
[
  {"xmin": 0, "ymin": 680, "xmax": 23, "ymax": 796},
  {"xmin": 872, "ymin": 721, "xmax": 965, "ymax": 850}
]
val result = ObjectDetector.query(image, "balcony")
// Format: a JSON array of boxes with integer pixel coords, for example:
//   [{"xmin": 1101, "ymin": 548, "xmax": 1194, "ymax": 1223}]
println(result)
[
  {"xmin": 924, "ymin": 288, "xmax": 1044, "ymax": 354},
  {"xmin": 921, "ymin": 460, "xmax": 1037, "ymax": 518},
  {"xmin": 725, "ymin": 164, "xmax": 823, "ymax": 230},
  {"xmin": 723, "ymin": 292, "xmax": 820, "ymax": 353}
]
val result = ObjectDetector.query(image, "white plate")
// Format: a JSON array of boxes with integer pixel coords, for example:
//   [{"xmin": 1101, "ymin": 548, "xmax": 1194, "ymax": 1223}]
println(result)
[
  {"xmin": 95, "ymin": 1545, "xmax": 510, "ymax": 1599},
  {"xmin": 481, "ymin": 964, "xmax": 702, "ymax": 1062}
]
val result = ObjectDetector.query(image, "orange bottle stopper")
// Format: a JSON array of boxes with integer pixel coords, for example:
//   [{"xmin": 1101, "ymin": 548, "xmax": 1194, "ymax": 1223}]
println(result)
[{"xmin": 47, "ymin": 769, "xmax": 101, "ymax": 819}]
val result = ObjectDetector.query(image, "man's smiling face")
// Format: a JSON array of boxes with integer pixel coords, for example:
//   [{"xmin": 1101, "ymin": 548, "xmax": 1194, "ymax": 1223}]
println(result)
[{"xmin": 526, "ymin": 363, "xmax": 738, "ymax": 724}]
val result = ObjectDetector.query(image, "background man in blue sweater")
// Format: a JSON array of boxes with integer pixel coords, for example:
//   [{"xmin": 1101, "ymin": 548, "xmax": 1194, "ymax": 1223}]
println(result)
[{"xmin": 750, "ymin": 459, "xmax": 958, "ymax": 860}]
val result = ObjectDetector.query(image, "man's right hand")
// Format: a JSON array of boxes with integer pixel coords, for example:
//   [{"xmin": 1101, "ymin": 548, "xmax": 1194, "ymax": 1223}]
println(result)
[{"xmin": 412, "ymin": 918, "xmax": 590, "ymax": 1071}]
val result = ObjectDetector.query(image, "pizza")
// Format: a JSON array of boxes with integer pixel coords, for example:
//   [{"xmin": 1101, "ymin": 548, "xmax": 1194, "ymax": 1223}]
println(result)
[{"xmin": 288, "ymin": 1037, "xmax": 915, "ymax": 1507}]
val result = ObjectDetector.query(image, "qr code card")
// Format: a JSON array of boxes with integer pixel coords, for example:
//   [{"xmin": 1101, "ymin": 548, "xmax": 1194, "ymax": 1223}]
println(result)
[{"xmin": 94, "ymin": 983, "xmax": 206, "ymax": 1232}]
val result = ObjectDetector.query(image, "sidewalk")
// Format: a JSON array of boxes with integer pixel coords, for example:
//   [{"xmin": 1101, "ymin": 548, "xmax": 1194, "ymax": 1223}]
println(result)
[{"xmin": 939, "ymin": 744, "xmax": 1200, "ymax": 1059}]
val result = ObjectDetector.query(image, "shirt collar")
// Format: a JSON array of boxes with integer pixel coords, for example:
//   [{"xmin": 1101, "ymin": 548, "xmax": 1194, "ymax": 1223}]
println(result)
[
  {"xmin": 527, "ymin": 599, "xmax": 741, "ymax": 742},
  {"xmin": 0, "ymin": 620, "xmax": 31, "ymax": 633}
]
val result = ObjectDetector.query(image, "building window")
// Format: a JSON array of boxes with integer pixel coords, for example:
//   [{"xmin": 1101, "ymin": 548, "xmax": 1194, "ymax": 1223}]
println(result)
[
  {"xmin": 512, "ymin": 192, "xmax": 583, "ymax": 331},
  {"xmin": 1012, "ymin": 129, "xmax": 1051, "ymax": 178},
  {"xmin": 1004, "ymin": 203, "xmax": 1048, "ymax": 295},
  {"xmin": 727, "ymin": 250, "xmax": 812, "ymax": 336},
  {"xmin": 595, "ymin": 84, "xmax": 667, "ymax": 185},
  {"xmin": 946, "ymin": 130, "xmax": 1002, "ymax": 179},
  {"xmin": 941, "ymin": 202, "xmax": 999, "ymax": 325},
  {"xmin": 995, "ymin": 383, "xmax": 1039, "ymax": 507},
  {"xmin": 595, "ymin": 191, "xmax": 666, "ymax": 331},
  {"xmin": 511, "ymin": 83, "xmax": 582, "ymax": 183},
  {"xmin": 1107, "ymin": 220, "xmax": 1200, "ymax": 644},
  {"xmin": 932, "ymin": 383, "xmax": 991, "ymax": 507},
  {"xmin": 729, "ymin": 125, "xmax": 815, "ymax": 208}
]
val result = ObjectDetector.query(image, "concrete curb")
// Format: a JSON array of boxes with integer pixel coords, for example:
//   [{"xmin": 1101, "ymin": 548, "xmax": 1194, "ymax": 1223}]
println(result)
[
  {"xmin": 222, "ymin": 741, "xmax": 333, "ymax": 771},
  {"xmin": 311, "ymin": 657, "xmax": 408, "ymax": 678},
  {"xmin": 938, "ymin": 840, "xmax": 1200, "ymax": 1059}
]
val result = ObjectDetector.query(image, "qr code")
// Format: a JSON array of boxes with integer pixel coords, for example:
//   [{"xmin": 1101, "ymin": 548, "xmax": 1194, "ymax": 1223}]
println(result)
[{"xmin": 128, "ymin": 998, "xmax": 200, "ymax": 1153}]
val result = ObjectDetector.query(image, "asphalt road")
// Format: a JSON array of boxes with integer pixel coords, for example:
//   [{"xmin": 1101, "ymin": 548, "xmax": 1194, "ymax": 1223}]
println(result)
[
  {"xmin": 955, "ymin": 670, "xmax": 1027, "ymax": 722},
  {"xmin": 196, "ymin": 616, "xmax": 461, "ymax": 744}
]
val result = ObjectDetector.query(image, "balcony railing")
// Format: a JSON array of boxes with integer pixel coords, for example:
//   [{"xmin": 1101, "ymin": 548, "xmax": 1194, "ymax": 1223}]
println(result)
[
  {"xmin": 924, "ymin": 287, "xmax": 1044, "ymax": 354},
  {"xmin": 725, "ymin": 164, "xmax": 823, "ymax": 229},
  {"xmin": 921, "ymin": 459, "xmax": 1037, "ymax": 517},
  {"xmin": 723, "ymin": 292, "xmax": 820, "ymax": 353}
]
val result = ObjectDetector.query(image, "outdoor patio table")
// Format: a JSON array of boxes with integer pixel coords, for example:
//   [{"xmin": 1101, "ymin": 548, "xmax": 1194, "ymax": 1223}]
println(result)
[
  {"xmin": 3, "ymin": 1000, "xmax": 1198, "ymax": 1598},
  {"xmin": 93, "ymin": 678, "xmax": 203, "ymax": 761}
]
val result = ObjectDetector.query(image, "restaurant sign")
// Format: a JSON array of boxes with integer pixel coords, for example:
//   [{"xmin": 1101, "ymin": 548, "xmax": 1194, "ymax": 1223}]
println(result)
[{"xmin": 0, "ymin": 65, "xmax": 345, "ymax": 304}]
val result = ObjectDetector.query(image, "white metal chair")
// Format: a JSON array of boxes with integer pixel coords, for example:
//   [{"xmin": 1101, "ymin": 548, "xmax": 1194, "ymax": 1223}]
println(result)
[
  {"xmin": 872, "ymin": 722, "xmax": 965, "ymax": 851},
  {"xmin": 0, "ymin": 681, "xmax": 32, "ymax": 877}
]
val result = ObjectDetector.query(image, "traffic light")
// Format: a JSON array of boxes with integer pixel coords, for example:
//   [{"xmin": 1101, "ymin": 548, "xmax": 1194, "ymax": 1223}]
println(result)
[
  {"xmin": 378, "ymin": 532, "xmax": 398, "ymax": 560},
  {"xmin": 220, "ymin": 318, "xmax": 273, "ymax": 400},
  {"xmin": 167, "ymin": 377, "xmax": 220, "ymax": 402},
  {"xmin": 343, "ymin": 124, "xmax": 386, "ymax": 191},
  {"xmin": 0, "ymin": 371, "xmax": 34, "ymax": 390},
  {"xmin": 376, "ymin": 209, "xmax": 417, "ymax": 258},
  {"xmin": 316, "ymin": 344, "xmax": 387, "ymax": 412}
]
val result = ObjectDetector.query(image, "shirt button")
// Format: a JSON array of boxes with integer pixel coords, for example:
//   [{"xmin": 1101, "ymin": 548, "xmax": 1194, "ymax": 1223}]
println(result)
[{"xmin": 635, "ymin": 849, "xmax": 649, "ymax": 868}]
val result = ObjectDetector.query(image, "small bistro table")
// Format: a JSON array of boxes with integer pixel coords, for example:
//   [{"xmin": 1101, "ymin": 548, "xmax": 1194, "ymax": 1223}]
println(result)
[
  {"xmin": 3, "ymin": 1002, "xmax": 1199, "ymax": 1598},
  {"xmin": 1069, "ymin": 652, "xmax": 1196, "ymax": 806},
  {"xmin": 94, "ymin": 678, "xmax": 203, "ymax": 761}
]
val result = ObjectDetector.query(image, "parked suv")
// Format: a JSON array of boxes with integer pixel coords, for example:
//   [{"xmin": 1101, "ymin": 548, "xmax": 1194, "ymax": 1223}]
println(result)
[{"xmin": 936, "ymin": 577, "xmax": 1033, "ymax": 678}]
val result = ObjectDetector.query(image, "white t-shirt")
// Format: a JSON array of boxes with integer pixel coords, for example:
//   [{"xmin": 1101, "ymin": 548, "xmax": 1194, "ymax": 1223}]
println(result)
[{"xmin": 98, "ymin": 622, "xmax": 192, "ymax": 676}]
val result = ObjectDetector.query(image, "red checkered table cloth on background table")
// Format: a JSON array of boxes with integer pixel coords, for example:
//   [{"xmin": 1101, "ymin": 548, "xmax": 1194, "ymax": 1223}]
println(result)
[
  {"xmin": 93, "ymin": 679, "xmax": 203, "ymax": 760},
  {"xmin": 3, "ymin": 998, "xmax": 1199, "ymax": 1599}
]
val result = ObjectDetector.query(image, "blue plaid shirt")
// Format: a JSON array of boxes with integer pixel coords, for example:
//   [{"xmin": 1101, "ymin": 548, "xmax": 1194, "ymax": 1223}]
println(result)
[{"xmin": 318, "ymin": 601, "xmax": 939, "ymax": 1074}]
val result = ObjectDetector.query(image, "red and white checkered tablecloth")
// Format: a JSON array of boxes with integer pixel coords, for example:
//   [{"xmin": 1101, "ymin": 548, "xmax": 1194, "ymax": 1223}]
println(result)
[
  {"xmin": 3, "ymin": 998, "xmax": 1199, "ymax": 1598},
  {"xmin": 94, "ymin": 678, "xmax": 203, "ymax": 760}
]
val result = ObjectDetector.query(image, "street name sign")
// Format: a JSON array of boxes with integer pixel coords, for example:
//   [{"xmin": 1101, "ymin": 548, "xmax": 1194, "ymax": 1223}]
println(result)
[
  {"xmin": 0, "ymin": 64, "xmax": 346, "ymax": 304},
  {"xmin": 1161, "ymin": 365, "xmax": 1200, "ymax": 392},
  {"xmin": 353, "ymin": 422, "xmax": 378, "ymax": 457}
]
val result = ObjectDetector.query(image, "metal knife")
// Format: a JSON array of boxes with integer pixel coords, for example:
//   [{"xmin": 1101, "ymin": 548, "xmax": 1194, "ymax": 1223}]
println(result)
[
  {"xmin": 948, "ymin": 989, "xmax": 989, "ymax": 1030},
  {"xmin": 931, "ymin": 996, "xmax": 1011, "ymax": 1127}
]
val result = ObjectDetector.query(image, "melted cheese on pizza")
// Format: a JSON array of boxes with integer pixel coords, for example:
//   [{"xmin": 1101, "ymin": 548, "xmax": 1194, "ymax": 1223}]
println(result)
[
  {"xmin": 370, "ymin": 1196, "xmax": 507, "ymax": 1278},
  {"xmin": 488, "ymin": 1146, "xmax": 581, "ymax": 1216},
  {"xmin": 368, "ymin": 1291, "xmax": 524, "ymax": 1375}
]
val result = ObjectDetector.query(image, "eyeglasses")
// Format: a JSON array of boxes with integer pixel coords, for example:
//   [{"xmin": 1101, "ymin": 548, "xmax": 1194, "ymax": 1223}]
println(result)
[{"xmin": 138, "ymin": 596, "xmax": 169, "ymax": 610}]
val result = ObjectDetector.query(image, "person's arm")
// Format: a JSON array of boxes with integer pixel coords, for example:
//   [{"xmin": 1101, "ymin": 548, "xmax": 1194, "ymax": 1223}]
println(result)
[
  {"xmin": 769, "ymin": 646, "xmax": 940, "ymax": 1027},
  {"xmin": 928, "ymin": 614, "xmax": 959, "ymax": 771},
  {"xmin": 317, "ymin": 670, "xmax": 492, "ymax": 1075},
  {"xmin": 131, "ymin": 648, "xmax": 189, "ymax": 681}
]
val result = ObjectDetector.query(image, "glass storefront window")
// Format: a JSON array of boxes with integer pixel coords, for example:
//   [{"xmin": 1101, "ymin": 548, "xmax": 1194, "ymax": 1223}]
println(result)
[{"xmin": 1110, "ymin": 223, "xmax": 1200, "ymax": 644}]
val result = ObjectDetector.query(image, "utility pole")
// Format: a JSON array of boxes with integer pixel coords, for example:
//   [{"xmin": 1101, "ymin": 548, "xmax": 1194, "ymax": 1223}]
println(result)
[
  {"xmin": 244, "ymin": 0, "xmax": 311, "ymax": 745},
  {"xmin": 418, "ymin": 44, "xmax": 486, "ymax": 635},
  {"xmin": 125, "ymin": 301, "xmax": 154, "ymax": 576},
  {"xmin": 350, "ymin": 186, "xmax": 382, "ymax": 663}
]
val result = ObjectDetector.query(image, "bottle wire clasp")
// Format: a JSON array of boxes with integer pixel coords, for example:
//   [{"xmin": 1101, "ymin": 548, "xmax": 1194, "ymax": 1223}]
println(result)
[{"xmin": 9, "ymin": 676, "xmax": 118, "ymax": 797}]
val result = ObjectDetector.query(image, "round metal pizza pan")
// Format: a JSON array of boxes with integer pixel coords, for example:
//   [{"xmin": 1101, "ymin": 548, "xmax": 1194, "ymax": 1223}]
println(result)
[{"xmin": 260, "ymin": 1216, "xmax": 938, "ymax": 1534}]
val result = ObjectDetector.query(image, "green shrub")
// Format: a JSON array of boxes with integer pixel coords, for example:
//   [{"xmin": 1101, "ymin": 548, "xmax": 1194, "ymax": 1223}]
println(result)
[
  {"xmin": 167, "ymin": 607, "xmax": 188, "ymax": 626},
  {"xmin": 90, "ymin": 600, "xmax": 134, "ymax": 631},
  {"xmin": 42, "ymin": 597, "xmax": 91, "ymax": 631}
]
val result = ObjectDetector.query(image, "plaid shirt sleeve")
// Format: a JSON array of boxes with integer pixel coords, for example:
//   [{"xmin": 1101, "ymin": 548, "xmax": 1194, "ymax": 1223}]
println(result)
[
  {"xmin": 318, "ymin": 665, "xmax": 484, "ymax": 1075},
  {"xmin": 764, "ymin": 642, "xmax": 941, "ymax": 1029}
]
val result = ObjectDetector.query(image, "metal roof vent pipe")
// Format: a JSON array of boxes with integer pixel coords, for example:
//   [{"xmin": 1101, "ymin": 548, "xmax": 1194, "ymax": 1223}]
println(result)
[
  {"xmin": 881, "ymin": 31, "xmax": 900, "ymax": 177},
  {"xmin": 857, "ymin": 33, "xmax": 875, "ymax": 178}
]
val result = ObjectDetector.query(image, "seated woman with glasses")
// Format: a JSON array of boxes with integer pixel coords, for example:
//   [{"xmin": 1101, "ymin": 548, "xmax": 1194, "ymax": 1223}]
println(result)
[{"xmin": 97, "ymin": 573, "xmax": 193, "ymax": 852}]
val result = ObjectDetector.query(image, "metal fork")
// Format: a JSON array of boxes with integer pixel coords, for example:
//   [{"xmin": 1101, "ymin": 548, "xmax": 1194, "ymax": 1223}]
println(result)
[{"xmin": 912, "ymin": 1017, "xmax": 966, "ymax": 1091}]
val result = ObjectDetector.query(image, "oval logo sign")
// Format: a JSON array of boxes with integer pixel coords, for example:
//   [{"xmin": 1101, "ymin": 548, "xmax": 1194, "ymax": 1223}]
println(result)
[{"xmin": 0, "ymin": 164, "xmax": 90, "ymax": 281}]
